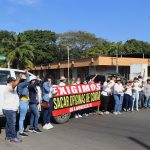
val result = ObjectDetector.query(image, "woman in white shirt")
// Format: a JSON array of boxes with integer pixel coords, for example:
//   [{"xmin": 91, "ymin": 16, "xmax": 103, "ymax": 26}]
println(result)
[
  {"xmin": 101, "ymin": 77, "xmax": 112, "ymax": 114},
  {"xmin": 113, "ymin": 78, "xmax": 124, "ymax": 115},
  {"xmin": 124, "ymin": 81, "xmax": 133, "ymax": 112},
  {"xmin": 132, "ymin": 77, "xmax": 141, "ymax": 111}
]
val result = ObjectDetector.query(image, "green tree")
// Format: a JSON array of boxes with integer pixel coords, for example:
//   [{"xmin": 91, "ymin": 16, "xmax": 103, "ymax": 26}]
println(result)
[
  {"xmin": 20, "ymin": 30, "xmax": 58, "ymax": 65},
  {"xmin": 0, "ymin": 35, "xmax": 34, "ymax": 69},
  {"xmin": 123, "ymin": 39, "xmax": 150, "ymax": 53},
  {"xmin": 57, "ymin": 31, "xmax": 104, "ymax": 59}
]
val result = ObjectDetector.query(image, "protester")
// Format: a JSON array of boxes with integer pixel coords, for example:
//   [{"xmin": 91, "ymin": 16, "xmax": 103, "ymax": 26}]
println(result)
[
  {"xmin": 28, "ymin": 76, "xmax": 42, "ymax": 133},
  {"xmin": 17, "ymin": 70, "xmax": 30, "ymax": 136},
  {"xmin": 81, "ymin": 80, "xmax": 89, "ymax": 116},
  {"xmin": 59, "ymin": 76, "xmax": 66, "ymax": 86},
  {"xmin": 109, "ymin": 76, "xmax": 116, "ymax": 112},
  {"xmin": 71, "ymin": 78, "xmax": 76, "ymax": 85},
  {"xmin": 143, "ymin": 79, "xmax": 150, "ymax": 108},
  {"xmin": 132, "ymin": 77, "xmax": 141, "ymax": 111},
  {"xmin": 42, "ymin": 77, "xmax": 55, "ymax": 129},
  {"xmin": 101, "ymin": 77, "xmax": 112, "ymax": 114},
  {"xmin": 74, "ymin": 77, "xmax": 83, "ymax": 118},
  {"xmin": 2, "ymin": 77, "xmax": 21, "ymax": 142},
  {"xmin": 113, "ymin": 78, "xmax": 124, "ymax": 115},
  {"xmin": 124, "ymin": 81, "xmax": 133, "ymax": 112},
  {"xmin": 76, "ymin": 77, "xmax": 81, "ymax": 84},
  {"xmin": 88, "ymin": 74, "xmax": 97, "ymax": 84}
]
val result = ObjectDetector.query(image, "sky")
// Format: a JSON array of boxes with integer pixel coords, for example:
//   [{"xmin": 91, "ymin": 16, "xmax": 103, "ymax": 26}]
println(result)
[{"xmin": 0, "ymin": 0, "xmax": 150, "ymax": 42}]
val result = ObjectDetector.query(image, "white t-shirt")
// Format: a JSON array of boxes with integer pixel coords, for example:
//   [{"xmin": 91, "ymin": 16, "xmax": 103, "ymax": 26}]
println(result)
[
  {"xmin": 101, "ymin": 81, "xmax": 112, "ymax": 96},
  {"xmin": 133, "ymin": 82, "xmax": 141, "ymax": 92},
  {"xmin": 124, "ymin": 85, "xmax": 132, "ymax": 96},
  {"xmin": 2, "ymin": 84, "xmax": 19, "ymax": 111},
  {"xmin": 113, "ymin": 83, "xmax": 124, "ymax": 96},
  {"xmin": 59, "ymin": 82, "xmax": 66, "ymax": 86}
]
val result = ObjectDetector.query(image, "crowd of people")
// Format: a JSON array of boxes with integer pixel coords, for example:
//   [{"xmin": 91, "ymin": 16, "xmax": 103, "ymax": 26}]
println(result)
[
  {"xmin": 2, "ymin": 69, "xmax": 150, "ymax": 143},
  {"xmin": 2, "ymin": 70, "xmax": 55, "ymax": 143},
  {"xmin": 101, "ymin": 70, "xmax": 150, "ymax": 115}
]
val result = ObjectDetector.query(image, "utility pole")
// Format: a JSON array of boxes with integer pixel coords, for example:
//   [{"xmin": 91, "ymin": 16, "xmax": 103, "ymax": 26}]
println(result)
[
  {"xmin": 116, "ymin": 45, "xmax": 119, "ymax": 74},
  {"xmin": 67, "ymin": 46, "xmax": 70, "ymax": 84}
]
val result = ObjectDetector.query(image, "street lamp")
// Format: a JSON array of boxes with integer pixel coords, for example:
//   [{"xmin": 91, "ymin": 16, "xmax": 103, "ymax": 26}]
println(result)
[
  {"xmin": 67, "ymin": 46, "xmax": 70, "ymax": 84},
  {"xmin": 116, "ymin": 45, "xmax": 119, "ymax": 74}
]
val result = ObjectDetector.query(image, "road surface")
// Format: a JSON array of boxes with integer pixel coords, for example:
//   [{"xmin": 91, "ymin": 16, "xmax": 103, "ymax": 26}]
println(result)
[{"xmin": 0, "ymin": 109, "xmax": 150, "ymax": 150}]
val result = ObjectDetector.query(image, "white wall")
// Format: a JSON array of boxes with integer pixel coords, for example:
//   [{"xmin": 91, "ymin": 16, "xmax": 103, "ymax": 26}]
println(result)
[{"xmin": 130, "ymin": 64, "xmax": 148, "ymax": 81}]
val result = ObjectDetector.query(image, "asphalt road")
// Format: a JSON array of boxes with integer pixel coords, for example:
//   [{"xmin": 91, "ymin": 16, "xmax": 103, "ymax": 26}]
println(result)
[{"xmin": 0, "ymin": 109, "xmax": 150, "ymax": 150}]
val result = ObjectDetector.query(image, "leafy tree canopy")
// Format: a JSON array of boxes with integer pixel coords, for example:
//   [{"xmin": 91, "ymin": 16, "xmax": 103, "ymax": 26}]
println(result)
[{"xmin": 0, "ymin": 30, "xmax": 150, "ymax": 69}]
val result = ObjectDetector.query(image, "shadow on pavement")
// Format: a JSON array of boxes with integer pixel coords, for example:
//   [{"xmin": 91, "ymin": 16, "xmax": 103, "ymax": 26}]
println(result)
[{"xmin": 128, "ymin": 136, "xmax": 150, "ymax": 150}]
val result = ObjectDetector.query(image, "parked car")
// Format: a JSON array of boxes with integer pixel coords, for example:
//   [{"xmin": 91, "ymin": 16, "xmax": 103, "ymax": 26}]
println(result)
[{"xmin": 0, "ymin": 68, "xmax": 37, "ymax": 117}]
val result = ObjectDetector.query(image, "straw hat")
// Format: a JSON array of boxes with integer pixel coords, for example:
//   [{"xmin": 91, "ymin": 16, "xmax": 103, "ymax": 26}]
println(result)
[{"xmin": 60, "ymin": 76, "xmax": 66, "ymax": 81}]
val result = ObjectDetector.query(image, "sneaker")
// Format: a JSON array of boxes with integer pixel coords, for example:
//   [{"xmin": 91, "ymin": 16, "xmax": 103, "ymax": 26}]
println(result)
[
  {"xmin": 47, "ymin": 123, "xmax": 54, "ymax": 129},
  {"xmin": 118, "ymin": 112, "xmax": 122, "ymax": 114},
  {"xmin": 34, "ymin": 128, "xmax": 42, "ymax": 133},
  {"xmin": 10, "ymin": 137, "xmax": 22, "ymax": 143},
  {"xmin": 43, "ymin": 124, "xmax": 49, "ymax": 130},
  {"xmin": 104, "ymin": 111, "xmax": 110, "ymax": 115},
  {"xmin": 84, "ymin": 113, "xmax": 89, "ymax": 117},
  {"xmin": 78, "ymin": 114, "xmax": 82, "ymax": 118},
  {"xmin": 113, "ymin": 112, "xmax": 118, "ymax": 115},
  {"xmin": 98, "ymin": 111, "xmax": 104, "ymax": 115},
  {"xmin": 28, "ymin": 128, "xmax": 34, "ymax": 133},
  {"xmin": 19, "ymin": 132, "xmax": 28, "ymax": 136},
  {"xmin": 75, "ymin": 115, "xmax": 79, "ymax": 118},
  {"xmin": 43, "ymin": 123, "xmax": 53, "ymax": 130}
]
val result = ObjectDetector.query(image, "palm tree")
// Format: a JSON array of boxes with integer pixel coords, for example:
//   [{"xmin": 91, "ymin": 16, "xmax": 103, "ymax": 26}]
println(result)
[{"xmin": 1, "ymin": 35, "xmax": 34, "ymax": 69}]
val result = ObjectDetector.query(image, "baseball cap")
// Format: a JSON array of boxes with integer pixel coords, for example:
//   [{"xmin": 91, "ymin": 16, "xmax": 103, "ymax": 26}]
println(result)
[{"xmin": 29, "ymin": 76, "xmax": 37, "ymax": 82}]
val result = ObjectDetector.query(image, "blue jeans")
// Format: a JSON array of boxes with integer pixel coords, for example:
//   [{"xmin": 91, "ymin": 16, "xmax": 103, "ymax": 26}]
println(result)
[
  {"xmin": 132, "ymin": 92, "xmax": 139, "ymax": 110},
  {"xmin": 124, "ymin": 94, "xmax": 133, "ymax": 111},
  {"xmin": 144, "ymin": 96, "xmax": 150, "ymax": 108},
  {"xmin": 43, "ymin": 99, "xmax": 53, "ymax": 125},
  {"xmin": 3, "ymin": 109, "xmax": 17, "ymax": 139},
  {"xmin": 29, "ymin": 104, "xmax": 39, "ymax": 129},
  {"xmin": 19, "ymin": 100, "xmax": 29, "ymax": 133},
  {"xmin": 139, "ymin": 91, "xmax": 144, "ymax": 108},
  {"xmin": 113, "ymin": 94, "xmax": 123, "ymax": 112}
]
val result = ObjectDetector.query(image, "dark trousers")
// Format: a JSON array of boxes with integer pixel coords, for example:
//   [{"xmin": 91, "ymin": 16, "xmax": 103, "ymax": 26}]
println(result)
[
  {"xmin": 102, "ymin": 95, "xmax": 110, "ymax": 112},
  {"xmin": 124, "ymin": 94, "xmax": 133, "ymax": 111},
  {"xmin": 108, "ymin": 95, "xmax": 115, "ymax": 112},
  {"xmin": 43, "ymin": 99, "xmax": 53, "ymax": 125},
  {"xmin": 3, "ymin": 109, "xmax": 17, "ymax": 139}
]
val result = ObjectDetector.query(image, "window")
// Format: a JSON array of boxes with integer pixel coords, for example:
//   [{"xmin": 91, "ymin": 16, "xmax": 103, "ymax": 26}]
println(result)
[
  {"xmin": 0, "ymin": 70, "xmax": 11, "ymax": 85},
  {"xmin": 15, "ymin": 71, "xmax": 22, "ymax": 78},
  {"xmin": 15, "ymin": 71, "xmax": 31, "ymax": 78}
]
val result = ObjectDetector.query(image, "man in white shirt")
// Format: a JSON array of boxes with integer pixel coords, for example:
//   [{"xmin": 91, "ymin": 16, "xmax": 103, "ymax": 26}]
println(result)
[{"xmin": 2, "ymin": 77, "xmax": 21, "ymax": 143}]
